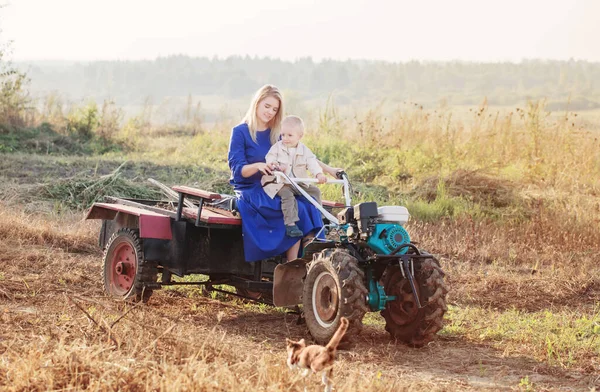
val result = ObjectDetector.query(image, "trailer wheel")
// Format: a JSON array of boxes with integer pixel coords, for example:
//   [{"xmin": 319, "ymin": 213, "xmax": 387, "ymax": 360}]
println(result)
[
  {"xmin": 102, "ymin": 228, "xmax": 157, "ymax": 302},
  {"xmin": 381, "ymin": 258, "xmax": 448, "ymax": 346},
  {"xmin": 302, "ymin": 249, "xmax": 368, "ymax": 344}
]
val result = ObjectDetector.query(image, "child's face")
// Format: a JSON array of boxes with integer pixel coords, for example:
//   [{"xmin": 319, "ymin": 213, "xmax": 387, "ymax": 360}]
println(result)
[{"xmin": 280, "ymin": 125, "xmax": 302, "ymax": 148}]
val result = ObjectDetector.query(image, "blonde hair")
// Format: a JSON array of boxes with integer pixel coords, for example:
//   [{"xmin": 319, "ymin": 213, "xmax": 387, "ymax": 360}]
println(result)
[
  {"xmin": 281, "ymin": 115, "xmax": 305, "ymax": 136},
  {"xmin": 242, "ymin": 84, "xmax": 284, "ymax": 145}
]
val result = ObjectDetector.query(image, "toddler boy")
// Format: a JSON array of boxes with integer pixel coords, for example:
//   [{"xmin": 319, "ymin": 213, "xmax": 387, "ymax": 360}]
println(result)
[{"xmin": 261, "ymin": 115, "xmax": 327, "ymax": 237}]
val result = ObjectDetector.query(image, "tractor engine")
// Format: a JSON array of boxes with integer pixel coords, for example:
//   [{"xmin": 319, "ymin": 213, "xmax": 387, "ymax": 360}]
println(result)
[{"xmin": 337, "ymin": 202, "xmax": 411, "ymax": 255}]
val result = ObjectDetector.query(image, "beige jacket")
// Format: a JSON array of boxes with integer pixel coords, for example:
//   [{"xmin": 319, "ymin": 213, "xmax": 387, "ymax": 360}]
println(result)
[{"xmin": 261, "ymin": 141, "xmax": 323, "ymax": 198}]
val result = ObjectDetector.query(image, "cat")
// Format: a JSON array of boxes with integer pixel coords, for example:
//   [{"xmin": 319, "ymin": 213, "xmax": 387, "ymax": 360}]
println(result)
[{"xmin": 286, "ymin": 317, "xmax": 349, "ymax": 392}]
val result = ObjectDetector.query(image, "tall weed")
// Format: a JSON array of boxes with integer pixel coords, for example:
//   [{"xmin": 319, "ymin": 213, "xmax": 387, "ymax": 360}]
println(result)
[{"xmin": 0, "ymin": 41, "xmax": 30, "ymax": 127}]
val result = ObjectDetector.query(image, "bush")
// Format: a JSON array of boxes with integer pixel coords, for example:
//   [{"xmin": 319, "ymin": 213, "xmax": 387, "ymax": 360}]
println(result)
[
  {"xmin": 66, "ymin": 102, "xmax": 99, "ymax": 140},
  {"xmin": 0, "ymin": 42, "xmax": 30, "ymax": 127}
]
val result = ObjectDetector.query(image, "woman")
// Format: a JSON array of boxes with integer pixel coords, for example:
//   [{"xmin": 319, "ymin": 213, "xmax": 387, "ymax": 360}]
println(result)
[{"xmin": 228, "ymin": 84, "xmax": 339, "ymax": 262}]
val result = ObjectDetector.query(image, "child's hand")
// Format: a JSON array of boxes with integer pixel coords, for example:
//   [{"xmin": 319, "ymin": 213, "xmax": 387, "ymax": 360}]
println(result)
[{"xmin": 316, "ymin": 173, "xmax": 328, "ymax": 184}]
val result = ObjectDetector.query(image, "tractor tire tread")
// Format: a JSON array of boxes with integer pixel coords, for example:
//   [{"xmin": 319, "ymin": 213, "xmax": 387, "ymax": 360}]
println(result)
[
  {"xmin": 381, "ymin": 257, "xmax": 448, "ymax": 347},
  {"xmin": 303, "ymin": 249, "xmax": 367, "ymax": 344}
]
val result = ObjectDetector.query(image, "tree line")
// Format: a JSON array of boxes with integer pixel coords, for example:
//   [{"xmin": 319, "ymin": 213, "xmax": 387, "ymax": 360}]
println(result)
[{"xmin": 16, "ymin": 56, "xmax": 600, "ymax": 110}]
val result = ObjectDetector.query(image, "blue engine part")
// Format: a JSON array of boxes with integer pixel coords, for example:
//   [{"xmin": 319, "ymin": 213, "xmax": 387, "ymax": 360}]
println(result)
[
  {"xmin": 366, "ymin": 268, "xmax": 396, "ymax": 311},
  {"xmin": 367, "ymin": 278, "xmax": 397, "ymax": 311},
  {"xmin": 367, "ymin": 223, "xmax": 411, "ymax": 255}
]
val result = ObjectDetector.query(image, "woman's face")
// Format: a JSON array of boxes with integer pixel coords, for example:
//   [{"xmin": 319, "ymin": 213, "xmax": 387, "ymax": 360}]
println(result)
[{"xmin": 256, "ymin": 96, "xmax": 279, "ymax": 128}]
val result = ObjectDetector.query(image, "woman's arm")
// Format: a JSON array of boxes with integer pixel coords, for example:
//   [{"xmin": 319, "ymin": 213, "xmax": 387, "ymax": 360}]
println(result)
[
  {"xmin": 228, "ymin": 126, "xmax": 274, "ymax": 179},
  {"xmin": 228, "ymin": 127, "xmax": 249, "ymax": 180},
  {"xmin": 229, "ymin": 125, "xmax": 278, "ymax": 179},
  {"xmin": 241, "ymin": 162, "xmax": 274, "ymax": 177},
  {"xmin": 317, "ymin": 160, "xmax": 343, "ymax": 178}
]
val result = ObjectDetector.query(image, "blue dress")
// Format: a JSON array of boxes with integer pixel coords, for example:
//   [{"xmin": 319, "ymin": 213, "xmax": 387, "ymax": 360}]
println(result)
[{"xmin": 228, "ymin": 123, "xmax": 324, "ymax": 262}]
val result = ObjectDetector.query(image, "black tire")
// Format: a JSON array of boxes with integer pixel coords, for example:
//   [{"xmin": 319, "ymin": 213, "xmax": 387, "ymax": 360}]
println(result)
[
  {"xmin": 381, "ymin": 257, "xmax": 448, "ymax": 346},
  {"xmin": 102, "ymin": 228, "xmax": 158, "ymax": 302},
  {"xmin": 302, "ymin": 249, "xmax": 368, "ymax": 344}
]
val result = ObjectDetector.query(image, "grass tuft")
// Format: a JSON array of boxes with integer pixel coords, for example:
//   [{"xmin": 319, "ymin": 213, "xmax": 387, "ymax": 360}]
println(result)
[{"xmin": 38, "ymin": 163, "xmax": 161, "ymax": 210}]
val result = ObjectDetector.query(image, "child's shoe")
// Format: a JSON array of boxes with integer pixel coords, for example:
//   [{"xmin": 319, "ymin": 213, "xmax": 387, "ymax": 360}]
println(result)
[{"xmin": 285, "ymin": 224, "xmax": 303, "ymax": 237}]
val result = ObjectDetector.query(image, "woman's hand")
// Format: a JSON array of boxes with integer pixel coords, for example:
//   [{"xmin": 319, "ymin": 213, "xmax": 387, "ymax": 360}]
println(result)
[
  {"xmin": 256, "ymin": 162, "xmax": 274, "ymax": 175},
  {"xmin": 242, "ymin": 162, "xmax": 271, "ymax": 177},
  {"xmin": 317, "ymin": 160, "xmax": 344, "ymax": 178},
  {"xmin": 326, "ymin": 166, "xmax": 344, "ymax": 178},
  {"xmin": 316, "ymin": 173, "xmax": 328, "ymax": 184},
  {"xmin": 333, "ymin": 168, "xmax": 344, "ymax": 178}
]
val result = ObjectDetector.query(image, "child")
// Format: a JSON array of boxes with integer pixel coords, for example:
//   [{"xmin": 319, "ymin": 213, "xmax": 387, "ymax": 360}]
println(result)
[{"xmin": 261, "ymin": 115, "xmax": 327, "ymax": 237}]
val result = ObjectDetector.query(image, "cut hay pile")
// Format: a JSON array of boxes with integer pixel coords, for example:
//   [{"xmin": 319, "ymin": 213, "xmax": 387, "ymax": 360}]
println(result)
[
  {"xmin": 414, "ymin": 169, "xmax": 518, "ymax": 208},
  {"xmin": 38, "ymin": 164, "xmax": 161, "ymax": 210}
]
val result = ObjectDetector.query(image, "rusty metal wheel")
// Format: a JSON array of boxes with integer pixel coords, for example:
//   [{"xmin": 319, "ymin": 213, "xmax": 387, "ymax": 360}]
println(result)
[
  {"xmin": 381, "ymin": 258, "xmax": 448, "ymax": 346},
  {"xmin": 312, "ymin": 271, "xmax": 339, "ymax": 327},
  {"xmin": 302, "ymin": 249, "xmax": 368, "ymax": 344},
  {"xmin": 102, "ymin": 228, "xmax": 157, "ymax": 302}
]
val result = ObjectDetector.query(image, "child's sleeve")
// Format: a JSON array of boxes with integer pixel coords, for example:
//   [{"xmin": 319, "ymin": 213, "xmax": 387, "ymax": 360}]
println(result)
[
  {"xmin": 265, "ymin": 143, "xmax": 279, "ymax": 164},
  {"xmin": 305, "ymin": 147, "xmax": 324, "ymax": 176}
]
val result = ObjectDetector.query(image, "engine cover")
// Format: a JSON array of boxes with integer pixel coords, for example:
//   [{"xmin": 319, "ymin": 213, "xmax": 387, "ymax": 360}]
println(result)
[{"xmin": 367, "ymin": 223, "xmax": 411, "ymax": 255}]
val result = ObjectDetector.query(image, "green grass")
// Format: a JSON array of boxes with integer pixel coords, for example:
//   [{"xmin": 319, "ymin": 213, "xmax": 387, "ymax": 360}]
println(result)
[
  {"xmin": 3, "ymin": 98, "xmax": 600, "ymax": 228},
  {"xmin": 0, "ymin": 122, "xmax": 124, "ymax": 155},
  {"xmin": 442, "ymin": 305, "xmax": 600, "ymax": 369}
]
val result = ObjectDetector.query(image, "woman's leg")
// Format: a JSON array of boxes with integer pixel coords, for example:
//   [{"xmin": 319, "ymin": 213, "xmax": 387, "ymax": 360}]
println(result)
[
  {"xmin": 285, "ymin": 239, "xmax": 301, "ymax": 261},
  {"xmin": 302, "ymin": 234, "xmax": 315, "ymax": 248}
]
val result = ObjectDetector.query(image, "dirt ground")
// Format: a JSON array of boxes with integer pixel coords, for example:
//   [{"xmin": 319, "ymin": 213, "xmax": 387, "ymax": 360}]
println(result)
[
  {"xmin": 0, "ymin": 153, "xmax": 599, "ymax": 391},
  {"xmin": 0, "ymin": 208, "xmax": 597, "ymax": 392}
]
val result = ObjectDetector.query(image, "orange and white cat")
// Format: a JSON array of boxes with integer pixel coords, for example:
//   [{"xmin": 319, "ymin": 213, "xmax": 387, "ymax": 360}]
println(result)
[{"xmin": 286, "ymin": 317, "xmax": 349, "ymax": 392}]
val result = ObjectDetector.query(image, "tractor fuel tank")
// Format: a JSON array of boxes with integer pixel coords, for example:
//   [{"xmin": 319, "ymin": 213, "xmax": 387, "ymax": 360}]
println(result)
[{"xmin": 377, "ymin": 206, "xmax": 410, "ymax": 225}]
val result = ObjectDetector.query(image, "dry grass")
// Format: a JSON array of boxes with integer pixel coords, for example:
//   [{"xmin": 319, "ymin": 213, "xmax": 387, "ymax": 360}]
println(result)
[
  {"xmin": 1, "ymin": 101, "xmax": 600, "ymax": 391},
  {"xmin": 411, "ymin": 211, "xmax": 600, "ymax": 310},
  {"xmin": 0, "ymin": 205, "xmax": 598, "ymax": 391}
]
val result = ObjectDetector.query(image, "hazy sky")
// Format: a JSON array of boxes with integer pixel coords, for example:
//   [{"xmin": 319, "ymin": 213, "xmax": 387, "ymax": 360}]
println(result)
[{"xmin": 2, "ymin": 0, "xmax": 599, "ymax": 62}]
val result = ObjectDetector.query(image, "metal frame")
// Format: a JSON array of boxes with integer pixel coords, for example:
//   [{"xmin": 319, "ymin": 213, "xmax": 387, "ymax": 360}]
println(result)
[{"xmin": 89, "ymin": 177, "xmax": 356, "ymax": 305}]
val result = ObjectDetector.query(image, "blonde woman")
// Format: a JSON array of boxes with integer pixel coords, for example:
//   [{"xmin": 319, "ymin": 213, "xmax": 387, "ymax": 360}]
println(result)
[{"xmin": 228, "ymin": 84, "xmax": 336, "ymax": 262}]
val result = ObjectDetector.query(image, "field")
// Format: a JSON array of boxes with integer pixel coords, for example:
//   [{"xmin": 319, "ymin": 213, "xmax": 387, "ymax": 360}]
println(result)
[{"xmin": 1, "ymin": 101, "xmax": 599, "ymax": 391}]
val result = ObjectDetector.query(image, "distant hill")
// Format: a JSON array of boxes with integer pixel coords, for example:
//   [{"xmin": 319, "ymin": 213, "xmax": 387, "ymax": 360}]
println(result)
[{"xmin": 16, "ymin": 56, "xmax": 600, "ymax": 112}]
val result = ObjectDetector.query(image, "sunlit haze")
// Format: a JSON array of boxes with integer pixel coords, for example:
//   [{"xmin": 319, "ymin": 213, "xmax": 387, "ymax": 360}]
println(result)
[{"xmin": 2, "ymin": 0, "xmax": 599, "ymax": 62}]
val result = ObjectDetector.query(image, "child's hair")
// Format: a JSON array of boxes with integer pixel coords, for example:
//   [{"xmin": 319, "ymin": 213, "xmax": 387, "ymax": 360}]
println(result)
[
  {"xmin": 243, "ymin": 84, "xmax": 283, "ymax": 145},
  {"xmin": 281, "ymin": 115, "xmax": 305, "ymax": 136}
]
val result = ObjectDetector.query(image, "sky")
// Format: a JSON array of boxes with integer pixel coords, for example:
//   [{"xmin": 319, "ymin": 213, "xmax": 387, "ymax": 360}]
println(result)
[{"xmin": 1, "ymin": 0, "xmax": 599, "ymax": 63}]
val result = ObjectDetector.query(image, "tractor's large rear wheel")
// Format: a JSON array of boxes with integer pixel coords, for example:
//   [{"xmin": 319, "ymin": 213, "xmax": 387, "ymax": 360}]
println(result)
[
  {"xmin": 381, "ymin": 257, "xmax": 448, "ymax": 346},
  {"xmin": 302, "ymin": 249, "xmax": 368, "ymax": 344},
  {"xmin": 102, "ymin": 228, "xmax": 158, "ymax": 302}
]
